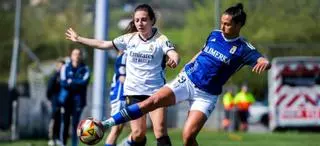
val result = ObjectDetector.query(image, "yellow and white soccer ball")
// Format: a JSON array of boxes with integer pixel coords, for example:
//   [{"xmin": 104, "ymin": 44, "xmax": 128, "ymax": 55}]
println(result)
[{"xmin": 77, "ymin": 118, "xmax": 105, "ymax": 145}]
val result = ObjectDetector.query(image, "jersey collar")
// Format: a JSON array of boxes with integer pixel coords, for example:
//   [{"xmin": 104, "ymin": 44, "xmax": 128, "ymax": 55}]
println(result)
[
  {"xmin": 138, "ymin": 28, "xmax": 158, "ymax": 42},
  {"xmin": 219, "ymin": 30, "xmax": 241, "ymax": 42}
]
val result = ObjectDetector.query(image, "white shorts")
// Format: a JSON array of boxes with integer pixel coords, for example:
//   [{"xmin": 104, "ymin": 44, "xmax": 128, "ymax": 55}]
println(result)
[
  {"xmin": 110, "ymin": 100, "xmax": 126, "ymax": 116},
  {"xmin": 165, "ymin": 71, "xmax": 218, "ymax": 118}
]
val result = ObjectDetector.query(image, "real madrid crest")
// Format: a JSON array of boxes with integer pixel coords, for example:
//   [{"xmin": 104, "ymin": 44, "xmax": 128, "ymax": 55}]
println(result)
[{"xmin": 149, "ymin": 44, "xmax": 154, "ymax": 51}]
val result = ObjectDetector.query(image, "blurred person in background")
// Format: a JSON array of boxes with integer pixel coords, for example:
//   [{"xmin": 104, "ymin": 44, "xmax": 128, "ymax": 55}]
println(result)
[
  {"xmin": 234, "ymin": 84, "xmax": 255, "ymax": 131},
  {"xmin": 65, "ymin": 4, "xmax": 179, "ymax": 146},
  {"xmin": 47, "ymin": 59, "xmax": 65, "ymax": 146},
  {"xmin": 222, "ymin": 88, "xmax": 234, "ymax": 131},
  {"xmin": 98, "ymin": 3, "xmax": 270, "ymax": 146},
  {"xmin": 58, "ymin": 48, "xmax": 90, "ymax": 146},
  {"xmin": 105, "ymin": 51, "xmax": 127, "ymax": 146}
]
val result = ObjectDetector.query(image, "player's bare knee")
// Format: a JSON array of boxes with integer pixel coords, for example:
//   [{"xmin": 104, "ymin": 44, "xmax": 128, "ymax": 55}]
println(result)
[
  {"xmin": 154, "ymin": 125, "xmax": 165, "ymax": 132},
  {"xmin": 131, "ymin": 129, "xmax": 146, "ymax": 139},
  {"xmin": 155, "ymin": 120, "xmax": 166, "ymax": 130},
  {"xmin": 151, "ymin": 95, "xmax": 164, "ymax": 106}
]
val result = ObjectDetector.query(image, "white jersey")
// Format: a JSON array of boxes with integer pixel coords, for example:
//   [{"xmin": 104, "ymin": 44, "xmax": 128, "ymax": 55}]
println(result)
[{"xmin": 112, "ymin": 28, "xmax": 175, "ymax": 96}]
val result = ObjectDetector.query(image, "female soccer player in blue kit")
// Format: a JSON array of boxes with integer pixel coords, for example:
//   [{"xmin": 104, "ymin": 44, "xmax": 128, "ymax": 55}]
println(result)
[
  {"xmin": 104, "ymin": 51, "xmax": 126, "ymax": 146},
  {"xmin": 99, "ymin": 3, "xmax": 271, "ymax": 146}
]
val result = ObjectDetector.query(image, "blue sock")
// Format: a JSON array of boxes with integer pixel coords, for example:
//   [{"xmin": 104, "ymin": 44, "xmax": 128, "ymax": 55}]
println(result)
[
  {"xmin": 105, "ymin": 144, "xmax": 116, "ymax": 146},
  {"xmin": 112, "ymin": 104, "xmax": 143, "ymax": 124}
]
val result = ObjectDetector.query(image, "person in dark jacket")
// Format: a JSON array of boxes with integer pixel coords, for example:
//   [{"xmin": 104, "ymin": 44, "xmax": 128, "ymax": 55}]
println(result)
[
  {"xmin": 47, "ymin": 59, "xmax": 65, "ymax": 146},
  {"xmin": 59, "ymin": 48, "xmax": 90, "ymax": 146}
]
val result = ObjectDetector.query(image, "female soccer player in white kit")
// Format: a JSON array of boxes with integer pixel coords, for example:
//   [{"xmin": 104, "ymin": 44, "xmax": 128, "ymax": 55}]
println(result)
[
  {"xmin": 97, "ymin": 3, "xmax": 271, "ymax": 146},
  {"xmin": 66, "ymin": 4, "xmax": 179, "ymax": 146}
]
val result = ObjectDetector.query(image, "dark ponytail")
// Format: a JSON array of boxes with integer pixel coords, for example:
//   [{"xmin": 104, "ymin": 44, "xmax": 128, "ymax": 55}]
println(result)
[
  {"xmin": 124, "ymin": 20, "xmax": 137, "ymax": 34},
  {"xmin": 223, "ymin": 3, "xmax": 246, "ymax": 27},
  {"xmin": 124, "ymin": 4, "xmax": 156, "ymax": 34}
]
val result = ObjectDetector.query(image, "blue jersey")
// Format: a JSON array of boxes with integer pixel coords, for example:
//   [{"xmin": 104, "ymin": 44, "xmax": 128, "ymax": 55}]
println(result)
[
  {"xmin": 184, "ymin": 30, "xmax": 262, "ymax": 95},
  {"xmin": 110, "ymin": 53, "xmax": 126, "ymax": 102}
]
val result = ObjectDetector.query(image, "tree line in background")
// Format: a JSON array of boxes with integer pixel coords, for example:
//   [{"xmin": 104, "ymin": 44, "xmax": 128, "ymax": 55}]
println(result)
[{"xmin": 1, "ymin": 0, "xmax": 320, "ymax": 99}]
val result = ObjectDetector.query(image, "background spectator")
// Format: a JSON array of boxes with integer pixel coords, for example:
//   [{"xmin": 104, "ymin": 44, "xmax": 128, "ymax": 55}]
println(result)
[{"xmin": 59, "ymin": 48, "xmax": 90, "ymax": 146}]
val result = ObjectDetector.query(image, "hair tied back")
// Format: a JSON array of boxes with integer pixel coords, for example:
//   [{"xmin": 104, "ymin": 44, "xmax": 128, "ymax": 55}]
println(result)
[{"xmin": 235, "ymin": 3, "xmax": 243, "ymax": 10}]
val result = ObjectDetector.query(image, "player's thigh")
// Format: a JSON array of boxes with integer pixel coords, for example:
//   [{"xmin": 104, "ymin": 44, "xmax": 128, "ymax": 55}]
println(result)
[
  {"xmin": 147, "ymin": 86, "xmax": 176, "ymax": 107},
  {"xmin": 149, "ymin": 107, "xmax": 168, "ymax": 137},
  {"xmin": 183, "ymin": 110, "xmax": 207, "ymax": 138}
]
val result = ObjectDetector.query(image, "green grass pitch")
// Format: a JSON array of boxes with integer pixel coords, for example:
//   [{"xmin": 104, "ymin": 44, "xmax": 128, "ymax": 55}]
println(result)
[{"xmin": 1, "ymin": 128, "xmax": 319, "ymax": 146}]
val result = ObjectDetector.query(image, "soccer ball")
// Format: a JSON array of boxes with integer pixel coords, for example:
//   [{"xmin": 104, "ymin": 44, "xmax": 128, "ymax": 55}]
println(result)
[{"xmin": 77, "ymin": 118, "xmax": 105, "ymax": 145}]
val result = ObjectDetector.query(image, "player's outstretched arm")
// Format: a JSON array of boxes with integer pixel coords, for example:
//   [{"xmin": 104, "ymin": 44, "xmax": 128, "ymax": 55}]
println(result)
[
  {"xmin": 252, "ymin": 57, "xmax": 271, "ymax": 74},
  {"xmin": 65, "ymin": 28, "xmax": 114, "ymax": 50}
]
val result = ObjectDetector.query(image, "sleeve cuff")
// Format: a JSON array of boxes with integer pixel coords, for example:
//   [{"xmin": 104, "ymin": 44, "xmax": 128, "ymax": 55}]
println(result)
[
  {"xmin": 112, "ymin": 40, "xmax": 119, "ymax": 51},
  {"xmin": 165, "ymin": 48, "xmax": 175, "ymax": 54}
]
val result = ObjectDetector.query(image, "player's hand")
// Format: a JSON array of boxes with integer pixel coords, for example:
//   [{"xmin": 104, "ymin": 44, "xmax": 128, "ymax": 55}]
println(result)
[
  {"xmin": 252, "ymin": 57, "xmax": 270, "ymax": 74},
  {"xmin": 166, "ymin": 58, "xmax": 178, "ymax": 68},
  {"xmin": 65, "ymin": 28, "xmax": 80, "ymax": 42}
]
